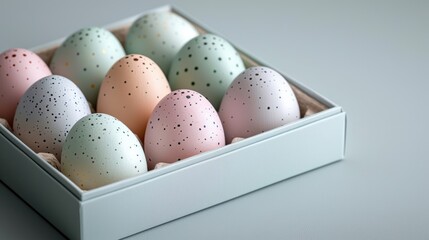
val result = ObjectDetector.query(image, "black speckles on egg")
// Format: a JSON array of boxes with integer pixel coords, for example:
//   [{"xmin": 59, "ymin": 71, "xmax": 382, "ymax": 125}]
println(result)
[
  {"xmin": 168, "ymin": 34, "xmax": 246, "ymax": 110},
  {"xmin": 219, "ymin": 67, "xmax": 301, "ymax": 143},
  {"xmin": 13, "ymin": 75, "xmax": 91, "ymax": 159},
  {"xmin": 144, "ymin": 89, "xmax": 225, "ymax": 169},
  {"xmin": 61, "ymin": 113, "xmax": 147, "ymax": 190},
  {"xmin": 50, "ymin": 27, "xmax": 126, "ymax": 105}
]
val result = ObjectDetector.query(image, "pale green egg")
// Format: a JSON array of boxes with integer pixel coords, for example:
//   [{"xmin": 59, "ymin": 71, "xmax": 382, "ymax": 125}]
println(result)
[
  {"xmin": 168, "ymin": 34, "xmax": 245, "ymax": 110},
  {"xmin": 61, "ymin": 113, "xmax": 147, "ymax": 190},
  {"xmin": 125, "ymin": 11, "xmax": 199, "ymax": 75},
  {"xmin": 50, "ymin": 27, "xmax": 125, "ymax": 106}
]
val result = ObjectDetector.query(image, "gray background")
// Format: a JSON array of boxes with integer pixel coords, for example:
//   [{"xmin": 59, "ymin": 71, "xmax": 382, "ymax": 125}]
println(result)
[{"xmin": 1, "ymin": 0, "xmax": 428, "ymax": 239}]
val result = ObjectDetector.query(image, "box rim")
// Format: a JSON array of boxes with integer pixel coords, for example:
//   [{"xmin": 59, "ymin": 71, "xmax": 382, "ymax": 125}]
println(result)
[
  {"xmin": 81, "ymin": 106, "xmax": 343, "ymax": 201},
  {"xmin": 29, "ymin": 5, "xmax": 174, "ymax": 56}
]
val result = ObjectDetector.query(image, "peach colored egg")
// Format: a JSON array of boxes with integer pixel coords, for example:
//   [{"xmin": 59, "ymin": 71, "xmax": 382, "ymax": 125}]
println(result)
[
  {"xmin": 0, "ymin": 48, "xmax": 51, "ymax": 125},
  {"xmin": 97, "ymin": 54, "xmax": 171, "ymax": 141},
  {"xmin": 144, "ymin": 89, "xmax": 225, "ymax": 169}
]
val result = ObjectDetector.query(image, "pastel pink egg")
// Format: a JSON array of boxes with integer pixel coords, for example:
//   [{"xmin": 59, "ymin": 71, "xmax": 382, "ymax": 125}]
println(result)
[
  {"xmin": 219, "ymin": 66, "xmax": 300, "ymax": 143},
  {"xmin": 0, "ymin": 48, "xmax": 52, "ymax": 126},
  {"xmin": 144, "ymin": 89, "xmax": 225, "ymax": 169}
]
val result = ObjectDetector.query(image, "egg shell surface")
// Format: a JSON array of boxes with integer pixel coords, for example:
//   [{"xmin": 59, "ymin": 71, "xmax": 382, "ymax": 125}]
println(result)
[
  {"xmin": 13, "ymin": 75, "xmax": 91, "ymax": 158},
  {"xmin": 168, "ymin": 34, "xmax": 245, "ymax": 109},
  {"xmin": 219, "ymin": 67, "xmax": 300, "ymax": 143},
  {"xmin": 61, "ymin": 113, "xmax": 147, "ymax": 190},
  {"xmin": 97, "ymin": 54, "xmax": 171, "ymax": 141},
  {"xmin": 50, "ymin": 27, "xmax": 125, "ymax": 105},
  {"xmin": 144, "ymin": 89, "xmax": 225, "ymax": 169},
  {"xmin": 125, "ymin": 11, "xmax": 199, "ymax": 74},
  {"xmin": 0, "ymin": 48, "xmax": 52, "ymax": 125}
]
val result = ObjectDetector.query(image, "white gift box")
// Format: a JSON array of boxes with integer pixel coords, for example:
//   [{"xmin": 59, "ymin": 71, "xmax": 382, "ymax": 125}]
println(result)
[{"xmin": 0, "ymin": 5, "xmax": 346, "ymax": 240}]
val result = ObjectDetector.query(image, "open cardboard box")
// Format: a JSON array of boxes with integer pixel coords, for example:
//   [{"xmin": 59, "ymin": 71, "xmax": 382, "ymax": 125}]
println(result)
[{"xmin": 0, "ymin": 5, "xmax": 346, "ymax": 240}]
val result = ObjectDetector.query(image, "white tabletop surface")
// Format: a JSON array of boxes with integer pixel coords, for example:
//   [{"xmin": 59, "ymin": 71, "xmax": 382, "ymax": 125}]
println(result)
[{"xmin": 1, "ymin": 0, "xmax": 428, "ymax": 239}]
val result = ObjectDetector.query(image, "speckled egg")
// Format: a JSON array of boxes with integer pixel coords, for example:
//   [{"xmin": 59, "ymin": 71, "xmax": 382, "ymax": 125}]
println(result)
[
  {"xmin": 97, "ymin": 54, "xmax": 171, "ymax": 141},
  {"xmin": 125, "ymin": 11, "xmax": 199, "ymax": 74},
  {"xmin": 168, "ymin": 34, "xmax": 245, "ymax": 109},
  {"xmin": 219, "ymin": 67, "xmax": 300, "ymax": 143},
  {"xmin": 144, "ymin": 89, "xmax": 225, "ymax": 169},
  {"xmin": 0, "ymin": 48, "xmax": 52, "ymax": 125},
  {"xmin": 61, "ymin": 113, "xmax": 147, "ymax": 190},
  {"xmin": 50, "ymin": 27, "xmax": 126, "ymax": 105},
  {"xmin": 13, "ymin": 75, "xmax": 91, "ymax": 158}
]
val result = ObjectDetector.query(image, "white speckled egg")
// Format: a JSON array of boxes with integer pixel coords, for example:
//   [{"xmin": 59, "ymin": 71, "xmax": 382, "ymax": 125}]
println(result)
[
  {"xmin": 97, "ymin": 54, "xmax": 171, "ymax": 141},
  {"xmin": 219, "ymin": 67, "xmax": 300, "ymax": 143},
  {"xmin": 125, "ymin": 11, "xmax": 199, "ymax": 74},
  {"xmin": 144, "ymin": 89, "xmax": 225, "ymax": 169},
  {"xmin": 61, "ymin": 113, "xmax": 147, "ymax": 190},
  {"xmin": 50, "ymin": 27, "xmax": 125, "ymax": 105},
  {"xmin": 0, "ymin": 48, "xmax": 52, "ymax": 125},
  {"xmin": 168, "ymin": 34, "xmax": 245, "ymax": 109},
  {"xmin": 13, "ymin": 75, "xmax": 91, "ymax": 158}
]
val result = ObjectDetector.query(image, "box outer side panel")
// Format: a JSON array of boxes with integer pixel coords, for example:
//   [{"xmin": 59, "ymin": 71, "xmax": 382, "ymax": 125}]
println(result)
[
  {"xmin": 0, "ymin": 131, "xmax": 81, "ymax": 239},
  {"xmin": 81, "ymin": 112, "xmax": 346, "ymax": 239},
  {"xmin": 82, "ymin": 107, "xmax": 341, "ymax": 201}
]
